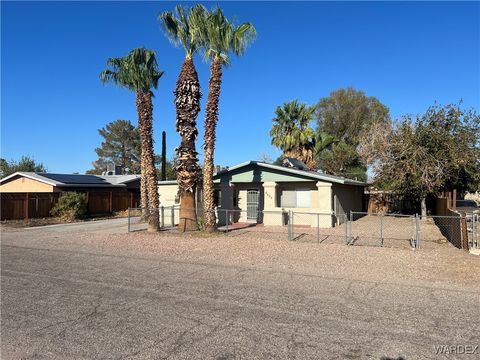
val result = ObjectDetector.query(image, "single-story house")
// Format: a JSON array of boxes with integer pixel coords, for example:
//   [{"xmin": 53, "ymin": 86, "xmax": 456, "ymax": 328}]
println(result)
[
  {"xmin": 0, "ymin": 172, "xmax": 141, "ymax": 219},
  {"xmin": 158, "ymin": 160, "xmax": 366, "ymax": 228},
  {"xmin": 0, "ymin": 172, "xmax": 141, "ymax": 193}
]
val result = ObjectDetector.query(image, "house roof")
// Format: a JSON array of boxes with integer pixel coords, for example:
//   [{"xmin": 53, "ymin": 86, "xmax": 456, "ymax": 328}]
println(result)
[
  {"xmin": 213, "ymin": 161, "xmax": 367, "ymax": 186},
  {"xmin": 97, "ymin": 175, "xmax": 141, "ymax": 185},
  {"xmin": 0, "ymin": 172, "xmax": 140, "ymax": 188}
]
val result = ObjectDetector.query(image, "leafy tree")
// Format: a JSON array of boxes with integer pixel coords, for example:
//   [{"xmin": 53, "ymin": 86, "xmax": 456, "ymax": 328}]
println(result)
[
  {"xmin": 314, "ymin": 88, "xmax": 389, "ymax": 179},
  {"xmin": 359, "ymin": 103, "xmax": 480, "ymax": 216},
  {"xmin": 100, "ymin": 48, "xmax": 164, "ymax": 232},
  {"xmin": 319, "ymin": 142, "xmax": 367, "ymax": 181},
  {"xmin": 153, "ymin": 154, "xmax": 177, "ymax": 181},
  {"xmin": 0, "ymin": 156, "xmax": 47, "ymax": 178},
  {"xmin": 159, "ymin": 5, "xmax": 208, "ymax": 231},
  {"xmin": 270, "ymin": 100, "xmax": 316, "ymax": 170},
  {"xmin": 315, "ymin": 87, "xmax": 390, "ymax": 145},
  {"xmin": 88, "ymin": 120, "xmax": 141, "ymax": 175},
  {"xmin": 201, "ymin": 7, "xmax": 256, "ymax": 231}
]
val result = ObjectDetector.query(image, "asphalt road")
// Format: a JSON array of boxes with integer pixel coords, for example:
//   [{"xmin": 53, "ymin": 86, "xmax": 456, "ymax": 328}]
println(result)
[{"xmin": 1, "ymin": 227, "xmax": 479, "ymax": 359}]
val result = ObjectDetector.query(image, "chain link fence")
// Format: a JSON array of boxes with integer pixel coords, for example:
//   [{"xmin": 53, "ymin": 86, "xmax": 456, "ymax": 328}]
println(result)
[
  {"xmin": 290, "ymin": 212, "xmax": 347, "ymax": 244},
  {"xmin": 467, "ymin": 213, "xmax": 479, "ymax": 249},
  {"xmin": 349, "ymin": 212, "xmax": 417, "ymax": 248},
  {"xmin": 127, "ymin": 206, "xmax": 179, "ymax": 232},
  {"xmin": 198, "ymin": 208, "xmax": 291, "ymax": 241},
  {"xmin": 127, "ymin": 207, "xmax": 479, "ymax": 250}
]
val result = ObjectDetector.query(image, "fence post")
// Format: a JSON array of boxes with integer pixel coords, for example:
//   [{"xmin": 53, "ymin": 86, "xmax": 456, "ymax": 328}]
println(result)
[
  {"xmin": 127, "ymin": 207, "xmax": 130, "ymax": 232},
  {"xmin": 475, "ymin": 214, "xmax": 478, "ymax": 249},
  {"xmin": 225, "ymin": 209, "xmax": 229, "ymax": 234},
  {"xmin": 415, "ymin": 214, "xmax": 420, "ymax": 249},
  {"xmin": 290, "ymin": 210, "xmax": 295, "ymax": 240},
  {"xmin": 161, "ymin": 206, "xmax": 164, "ymax": 228},
  {"xmin": 345, "ymin": 214, "xmax": 348, "ymax": 244},
  {"xmin": 348, "ymin": 211, "xmax": 353, "ymax": 245},
  {"xmin": 171, "ymin": 206, "xmax": 174, "ymax": 228},
  {"xmin": 25, "ymin": 193, "xmax": 29, "ymax": 220},
  {"xmin": 380, "ymin": 214, "xmax": 384, "ymax": 247},
  {"xmin": 288, "ymin": 210, "xmax": 292, "ymax": 241},
  {"xmin": 474, "ymin": 214, "xmax": 478, "ymax": 249}
]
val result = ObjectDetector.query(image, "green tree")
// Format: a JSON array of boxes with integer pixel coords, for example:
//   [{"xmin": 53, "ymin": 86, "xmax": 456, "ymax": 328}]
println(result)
[
  {"xmin": 159, "ymin": 5, "xmax": 208, "ymax": 231},
  {"xmin": 270, "ymin": 100, "xmax": 316, "ymax": 170},
  {"xmin": 319, "ymin": 142, "xmax": 367, "ymax": 181},
  {"xmin": 201, "ymin": 7, "xmax": 256, "ymax": 232},
  {"xmin": 315, "ymin": 87, "xmax": 390, "ymax": 145},
  {"xmin": 88, "ymin": 120, "xmax": 141, "ymax": 175},
  {"xmin": 359, "ymin": 103, "xmax": 480, "ymax": 216},
  {"xmin": 153, "ymin": 154, "xmax": 177, "ymax": 181},
  {"xmin": 314, "ymin": 88, "xmax": 390, "ymax": 180},
  {"xmin": 0, "ymin": 156, "xmax": 47, "ymax": 178},
  {"xmin": 100, "ymin": 48, "xmax": 164, "ymax": 232}
]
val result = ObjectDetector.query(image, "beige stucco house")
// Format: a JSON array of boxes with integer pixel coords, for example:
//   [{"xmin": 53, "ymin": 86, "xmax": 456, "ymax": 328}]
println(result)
[{"xmin": 158, "ymin": 160, "xmax": 366, "ymax": 228}]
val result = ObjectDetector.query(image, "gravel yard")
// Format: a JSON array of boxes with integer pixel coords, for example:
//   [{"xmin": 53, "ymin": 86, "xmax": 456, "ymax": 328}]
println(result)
[
  {"xmin": 2, "ymin": 222, "xmax": 479, "ymax": 359},
  {"xmin": 213, "ymin": 214, "xmax": 456, "ymax": 250}
]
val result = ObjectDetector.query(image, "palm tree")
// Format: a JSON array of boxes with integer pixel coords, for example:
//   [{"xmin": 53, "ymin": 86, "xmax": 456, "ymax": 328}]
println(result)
[
  {"xmin": 199, "ymin": 9, "xmax": 256, "ymax": 232},
  {"xmin": 314, "ymin": 131, "xmax": 339, "ymax": 158},
  {"xmin": 100, "ymin": 48, "xmax": 163, "ymax": 232},
  {"xmin": 159, "ymin": 5, "xmax": 207, "ymax": 231},
  {"xmin": 270, "ymin": 100, "xmax": 316, "ymax": 170}
]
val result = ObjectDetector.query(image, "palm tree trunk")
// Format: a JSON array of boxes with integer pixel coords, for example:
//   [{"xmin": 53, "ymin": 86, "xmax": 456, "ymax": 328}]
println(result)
[
  {"xmin": 139, "ymin": 117, "xmax": 149, "ymax": 219},
  {"xmin": 174, "ymin": 57, "xmax": 201, "ymax": 231},
  {"xmin": 136, "ymin": 90, "xmax": 160, "ymax": 232},
  {"xmin": 140, "ymin": 160, "xmax": 149, "ymax": 218},
  {"xmin": 203, "ymin": 58, "xmax": 223, "ymax": 232}
]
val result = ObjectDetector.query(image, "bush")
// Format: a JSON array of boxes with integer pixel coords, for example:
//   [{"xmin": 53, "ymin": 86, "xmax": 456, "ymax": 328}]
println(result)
[{"xmin": 50, "ymin": 192, "xmax": 87, "ymax": 221}]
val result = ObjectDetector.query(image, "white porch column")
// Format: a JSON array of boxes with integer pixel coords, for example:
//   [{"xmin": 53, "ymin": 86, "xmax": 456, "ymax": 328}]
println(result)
[
  {"xmin": 262, "ymin": 181, "xmax": 279, "ymax": 225},
  {"xmin": 313, "ymin": 181, "xmax": 334, "ymax": 228},
  {"xmin": 316, "ymin": 181, "xmax": 333, "ymax": 213},
  {"xmin": 263, "ymin": 181, "xmax": 277, "ymax": 210}
]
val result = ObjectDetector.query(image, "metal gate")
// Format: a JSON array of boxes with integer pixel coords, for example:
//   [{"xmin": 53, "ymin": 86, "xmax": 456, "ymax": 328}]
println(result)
[{"xmin": 247, "ymin": 189, "xmax": 259, "ymax": 221}]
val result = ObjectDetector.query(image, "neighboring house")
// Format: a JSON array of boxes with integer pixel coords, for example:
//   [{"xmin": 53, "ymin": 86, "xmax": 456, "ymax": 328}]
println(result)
[
  {"xmin": 158, "ymin": 160, "xmax": 366, "ymax": 228},
  {"xmin": 0, "ymin": 172, "xmax": 141, "ymax": 219},
  {"xmin": 0, "ymin": 172, "xmax": 141, "ymax": 193}
]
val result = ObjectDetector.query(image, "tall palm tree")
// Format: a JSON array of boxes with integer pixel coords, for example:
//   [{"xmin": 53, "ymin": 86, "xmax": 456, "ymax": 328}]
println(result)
[
  {"xmin": 200, "ymin": 8, "xmax": 256, "ymax": 232},
  {"xmin": 270, "ymin": 100, "xmax": 317, "ymax": 170},
  {"xmin": 100, "ymin": 48, "xmax": 163, "ymax": 232},
  {"xmin": 159, "ymin": 5, "xmax": 207, "ymax": 231}
]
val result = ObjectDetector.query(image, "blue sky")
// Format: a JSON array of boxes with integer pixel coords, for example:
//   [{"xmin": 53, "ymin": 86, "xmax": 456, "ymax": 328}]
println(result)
[{"xmin": 2, "ymin": 1, "xmax": 479, "ymax": 174}]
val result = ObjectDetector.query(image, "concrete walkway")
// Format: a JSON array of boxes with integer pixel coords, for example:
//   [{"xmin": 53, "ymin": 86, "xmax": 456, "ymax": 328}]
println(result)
[{"xmin": 24, "ymin": 217, "xmax": 131, "ymax": 234}]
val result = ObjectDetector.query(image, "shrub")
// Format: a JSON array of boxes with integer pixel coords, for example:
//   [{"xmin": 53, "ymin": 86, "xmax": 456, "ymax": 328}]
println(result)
[{"xmin": 50, "ymin": 192, "xmax": 87, "ymax": 221}]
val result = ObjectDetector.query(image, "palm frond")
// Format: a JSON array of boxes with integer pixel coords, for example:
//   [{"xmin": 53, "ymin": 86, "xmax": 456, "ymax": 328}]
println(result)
[
  {"xmin": 199, "ymin": 7, "xmax": 256, "ymax": 66},
  {"xmin": 99, "ymin": 47, "xmax": 164, "ymax": 93},
  {"xmin": 159, "ymin": 4, "xmax": 208, "ymax": 58}
]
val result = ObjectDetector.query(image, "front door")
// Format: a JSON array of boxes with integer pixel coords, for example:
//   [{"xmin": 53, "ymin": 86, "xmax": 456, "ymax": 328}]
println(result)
[{"xmin": 246, "ymin": 189, "xmax": 259, "ymax": 222}]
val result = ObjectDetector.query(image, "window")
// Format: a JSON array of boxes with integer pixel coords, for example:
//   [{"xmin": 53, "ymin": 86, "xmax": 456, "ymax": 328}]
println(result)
[{"xmin": 281, "ymin": 188, "xmax": 311, "ymax": 208}]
